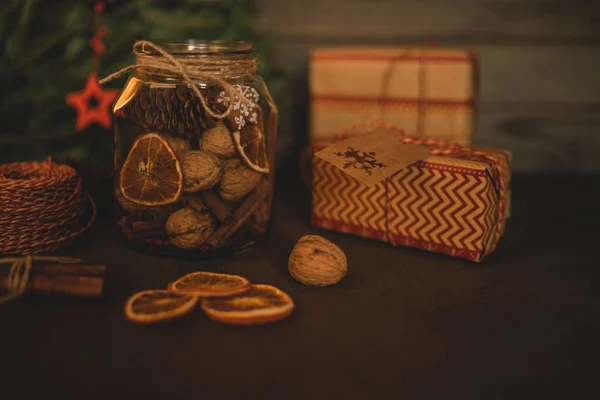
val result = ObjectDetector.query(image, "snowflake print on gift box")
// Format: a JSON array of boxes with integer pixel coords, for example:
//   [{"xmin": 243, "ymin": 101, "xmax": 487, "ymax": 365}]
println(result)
[
  {"xmin": 217, "ymin": 85, "xmax": 260, "ymax": 130},
  {"xmin": 335, "ymin": 147, "xmax": 385, "ymax": 176}
]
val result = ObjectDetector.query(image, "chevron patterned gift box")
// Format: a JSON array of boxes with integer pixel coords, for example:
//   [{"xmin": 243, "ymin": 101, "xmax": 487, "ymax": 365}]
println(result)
[{"xmin": 311, "ymin": 129, "xmax": 511, "ymax": 262}]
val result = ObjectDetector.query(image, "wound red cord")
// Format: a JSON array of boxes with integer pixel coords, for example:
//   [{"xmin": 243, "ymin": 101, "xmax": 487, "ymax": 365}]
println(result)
[{"xmin": 0, "ymin": 159, "xmax": 96, "ymax": 255}]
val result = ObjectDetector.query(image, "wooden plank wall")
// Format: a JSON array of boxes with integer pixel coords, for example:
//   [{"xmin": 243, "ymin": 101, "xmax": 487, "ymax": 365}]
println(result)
[{"xmin": 256, "ymin": 0, "xmax": 600, "ymax": 173}]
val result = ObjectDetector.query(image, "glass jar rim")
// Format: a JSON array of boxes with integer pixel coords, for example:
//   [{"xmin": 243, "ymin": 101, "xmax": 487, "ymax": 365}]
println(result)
[{"xmin": 138, "ymin": 40, "xmax": 254, "ymax": 57}]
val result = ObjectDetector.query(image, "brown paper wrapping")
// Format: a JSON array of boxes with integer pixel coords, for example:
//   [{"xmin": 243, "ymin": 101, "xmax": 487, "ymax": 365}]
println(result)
[{"xmin": 310, "ymin": 47, "xmax": 477, "ymax": 145}]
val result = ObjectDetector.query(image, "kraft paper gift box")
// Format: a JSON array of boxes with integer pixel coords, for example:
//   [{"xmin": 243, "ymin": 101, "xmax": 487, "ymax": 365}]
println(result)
[
  {"xmin": 310, "ymin": 47, "xmax": 477, "ymax": 146},
  {"xmin": 311, "ymin": 128, "xmax": 511, "ymax": 262}
]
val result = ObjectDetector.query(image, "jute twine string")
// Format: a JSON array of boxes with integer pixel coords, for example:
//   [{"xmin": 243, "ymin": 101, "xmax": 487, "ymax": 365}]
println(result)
[
  {"xmin": 0, "ymin": 158, "xmax": 96, "ymax": 255},
  {"xmin": 0, "ymin": 256, "xmax": 82, "ymax": 304},
  {"xmin": 99, "ymin": 40, "xmax": 257, "ymax": 121},
  {"xmin": 351, "ymin": 48, "xmax": 429, "ymax": 135}
]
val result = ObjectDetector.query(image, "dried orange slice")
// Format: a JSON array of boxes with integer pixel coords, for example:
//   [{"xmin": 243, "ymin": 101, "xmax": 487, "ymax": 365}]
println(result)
[
  {"xmin": 233, "ymin": 124, "xmax": 270, "ymax": 174},
  {"xmin": 168, "ymin": 271, "xmax": 251, "ymax": 298},
  {"xmin": 119, "ymin": 133, "xmax": 183, "ymax": 206},
  {"xmin": 201, "ymin": 284, "xmax": 294, "ymax": 325},
  {"xmin": 124, "ymin": 289, "xmax": 197, "ymax": 324}
]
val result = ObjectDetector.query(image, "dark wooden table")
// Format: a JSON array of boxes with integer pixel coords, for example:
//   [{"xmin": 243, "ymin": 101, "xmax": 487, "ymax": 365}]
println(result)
[{"xmin": 1, "ymin": 173, "xmax": 599, "ymax": 399}]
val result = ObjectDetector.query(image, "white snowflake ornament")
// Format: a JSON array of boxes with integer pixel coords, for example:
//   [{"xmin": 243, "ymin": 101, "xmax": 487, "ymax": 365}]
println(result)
[{"xmin": 218, "ymin": 84, "xmax": 261, "ymax": 131}]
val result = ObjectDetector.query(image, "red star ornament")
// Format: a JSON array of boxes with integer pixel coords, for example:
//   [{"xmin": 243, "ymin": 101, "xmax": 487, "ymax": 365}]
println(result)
[
  {"xmin": 66, "ymin": 72, "xmax": 119, "ymax": 131},
  {"xmin": 90, "ymin": 25, "xmax": 107, "ymax": 55},
  {"xmin": 94, "ymin": 1, "xmax": 105, "ymax": 13}
]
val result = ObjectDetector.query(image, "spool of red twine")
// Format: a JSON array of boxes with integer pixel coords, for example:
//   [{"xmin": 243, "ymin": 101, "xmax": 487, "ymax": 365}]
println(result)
[{"xmin": 0, "ymin": 158, "xmax": 96, "ymax": 255}]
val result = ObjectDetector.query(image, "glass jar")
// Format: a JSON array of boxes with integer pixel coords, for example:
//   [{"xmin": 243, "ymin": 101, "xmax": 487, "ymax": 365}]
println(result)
[{"xmin": 112, "ymin": 41, "xmax": 276, "ymax": 257}]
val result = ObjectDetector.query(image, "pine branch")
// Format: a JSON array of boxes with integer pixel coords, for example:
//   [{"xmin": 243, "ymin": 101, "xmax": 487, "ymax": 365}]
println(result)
[
  {"xmin": 0, "ymin": 0, "xmax": 24, "ymax": 21},
  {"xmin": 8, "ymin": 0, "xmax": 34, "ymax": 60},
  {"xmin": 1, "ymin": 24, "xmax": 88, "ymax": 74}
]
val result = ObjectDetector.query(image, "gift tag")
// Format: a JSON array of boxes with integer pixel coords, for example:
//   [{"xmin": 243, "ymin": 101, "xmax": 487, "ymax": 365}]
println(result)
[{"xmin": 314, "ymin": 128, "xmax": 429, "ymax": 186}]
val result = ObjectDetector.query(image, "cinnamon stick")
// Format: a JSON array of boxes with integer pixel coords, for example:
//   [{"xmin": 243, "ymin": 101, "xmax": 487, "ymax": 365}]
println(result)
[
  {"xmin": 122, "ymin": 220, "xmax": 166, "ymax": 239},
  {"xmin": 131, "ymin": 220, "xmax": 164, "ymax": 232},
  {"xmin": 206, "ymin": 178, "xmax": 270, "ymax": 247},
  {"xmin": 184, "ymin": 197, "xmax": 215, "ymax": 222},
  {"xmin": 0, "ymin": 263, "xmax": 106, "ymax": 297},
  {"xmin": 199, "ymin": 190, "xmax": 234, "ymax": 223}
]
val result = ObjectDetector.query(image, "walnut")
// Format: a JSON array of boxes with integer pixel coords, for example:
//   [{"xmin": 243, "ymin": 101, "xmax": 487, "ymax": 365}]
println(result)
[
  {"xmin": 218, "ymin": 158, "xmax": 262, "ymax": 202},
  {"xmin": 288, "ymin": 235, "xmax": 347, "ymax": 286},
  {"xmin": 115, "ymin": 187, "xmax": 146, "ymax": 212},
  {"xmin": 161, "ymin": 133, "xmax": 190, "ymax": 153},
  {"xmin": 165, "ymin": 207, "xmax": 215, "ymax": 249},
  {"xmin": 199, "ymin": 122, "xmax": 236, "ymax": 158},
  {"xmin": 181, "ymin": 151, "xmax": 222, "ymax": 193}
]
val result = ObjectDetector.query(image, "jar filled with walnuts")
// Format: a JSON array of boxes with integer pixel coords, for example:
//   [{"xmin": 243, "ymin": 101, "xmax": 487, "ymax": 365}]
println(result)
[{"xmin": 111, "ymin": 41, "xmax": 276, "ymax": 257}]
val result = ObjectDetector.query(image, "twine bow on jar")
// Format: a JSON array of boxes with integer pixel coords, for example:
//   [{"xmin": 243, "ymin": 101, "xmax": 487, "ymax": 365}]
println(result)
[{"xmin": 99, "ymin": 40, "xmax": 257, "ymax": 121}]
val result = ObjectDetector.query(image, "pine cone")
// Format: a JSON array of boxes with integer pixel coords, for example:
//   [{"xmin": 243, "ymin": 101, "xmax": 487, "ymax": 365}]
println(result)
[{"xmin": 123, "ymin": 85, "xmax": 226, "ymax": 137}]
